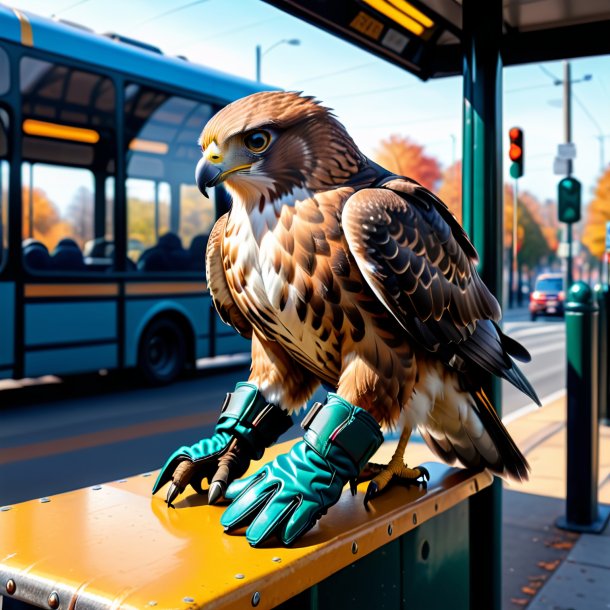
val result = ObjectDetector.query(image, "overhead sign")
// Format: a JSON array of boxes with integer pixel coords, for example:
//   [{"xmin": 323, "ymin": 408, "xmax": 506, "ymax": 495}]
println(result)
[{"xmin": 557, "ymin": 142, "xmax": 576, "ymax": 160}]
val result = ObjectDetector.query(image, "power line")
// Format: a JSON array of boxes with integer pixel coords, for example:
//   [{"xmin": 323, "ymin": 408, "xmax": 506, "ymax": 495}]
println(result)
[
  {"xmin": 325, "ymin": 82, "xmax": 417, "ymax": 100},
  {"xmin": 572, "ymin": 91, "xmax": 604, "ymax": 134},
  {"xmin": 183, "ymin": 17, "xmax": 280, "ymax": 46},
  {"xmin": 51, "ymin": 0, "xmax": 93, "ymax": 17},
  {"xmin": 132, "ymin": 0, "xmax": 212, "ymax": 30},
  {"xmin": 291, "ymin": 62, "xmax": 377, "ymax": 86}
]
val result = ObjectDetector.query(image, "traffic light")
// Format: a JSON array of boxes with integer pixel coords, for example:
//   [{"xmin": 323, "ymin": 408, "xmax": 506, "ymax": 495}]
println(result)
[
  {"xmin": 509, "ymin": 127, "xmax": 524, "ymax": 179},
  {"xmin": 558, "ymin": 177, "xmax": 581, "ymax": 224}
]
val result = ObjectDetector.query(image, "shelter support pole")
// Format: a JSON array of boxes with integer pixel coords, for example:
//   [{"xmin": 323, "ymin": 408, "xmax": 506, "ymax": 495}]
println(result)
[{"xmin": 462, "ymin": 1, "xmax": 503, "ymax": 608}]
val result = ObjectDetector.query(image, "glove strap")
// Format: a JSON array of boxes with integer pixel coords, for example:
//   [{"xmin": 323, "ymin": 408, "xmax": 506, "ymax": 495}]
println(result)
[
  {"xmin": 216, "ymin": 382, "xmax": 293, "ymax": 460},
  {"xmin": 302, "ymin": 393, "xmax": 383, "ymax": 473}
]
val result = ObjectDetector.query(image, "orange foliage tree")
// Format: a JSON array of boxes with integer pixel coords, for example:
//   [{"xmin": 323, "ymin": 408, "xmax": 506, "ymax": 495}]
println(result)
[
  {"xmin": 373, "ymin": 135, "xmax": 442, "ymax": 191},
  {"xmin": 436, "ymin": 160, "xmax": 462, "ymax": 223},
  {"xmin": 582, "ymin": 167, "xmax": 610, "ymax": 259},
  {"xmin": 504, "ymin": 185, "xmax": 557, "ymax": 268},
  {"xmin": 22, "ymin": 187, "xmax": 74, "ymax": 251}
]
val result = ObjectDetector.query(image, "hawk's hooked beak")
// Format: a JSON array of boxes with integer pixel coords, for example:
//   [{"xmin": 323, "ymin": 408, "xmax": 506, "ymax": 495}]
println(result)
[{"xmin": 196, "ymin": 157, "xmax": 223, "ymax": 198}]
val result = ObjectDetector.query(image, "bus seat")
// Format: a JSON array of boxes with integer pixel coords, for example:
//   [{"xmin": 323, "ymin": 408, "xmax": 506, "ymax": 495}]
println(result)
[
  {"xmin": 188, "ymin": 234, "xmax": 208, "ymax": 271},
  {"xmin": 84, "ymin": 237, "xmax": 114, "ymax": 258},
  {"xmin": 52, "ymin": 239, "xmax": 87, "ymax": 271},
  {"xmin": 137, "ymin": 247, "xmax": 168, "ymax": 272},
  {"xmin": 23, "ymin": 239, "xmax": 53, "ymax": 271},
  {"xmin": 158, "ymin": 233, "xmax": 190, "ymax": 271}
]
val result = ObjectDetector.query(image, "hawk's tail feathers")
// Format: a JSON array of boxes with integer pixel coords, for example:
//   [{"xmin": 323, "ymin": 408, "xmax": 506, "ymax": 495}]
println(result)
[{"xmin": 420, "ymin": 387, "xmax": 530, "ymax": 483}]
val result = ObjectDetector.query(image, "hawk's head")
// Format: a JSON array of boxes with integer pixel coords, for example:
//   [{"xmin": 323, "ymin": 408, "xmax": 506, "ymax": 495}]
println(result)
[{"xmin": 196, "ymin": 91, "xmax": 364, "ymax": 208}]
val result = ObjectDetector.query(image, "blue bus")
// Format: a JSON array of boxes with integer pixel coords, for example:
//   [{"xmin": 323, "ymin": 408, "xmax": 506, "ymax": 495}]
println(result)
[{"xmin": 0, "ymin": 5, "xmax": 264, "ymax": 383}]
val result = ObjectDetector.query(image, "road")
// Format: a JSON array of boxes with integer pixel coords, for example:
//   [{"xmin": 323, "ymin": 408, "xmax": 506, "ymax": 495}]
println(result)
[{"xmin": 0, "ymin": 318, "xmax": 564, "ymax": 506}]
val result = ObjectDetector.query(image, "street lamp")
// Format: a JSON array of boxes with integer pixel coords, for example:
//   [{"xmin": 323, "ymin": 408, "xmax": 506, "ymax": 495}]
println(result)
[{"xmin": 255, "ymin": 38, "xmax": 300, "ymax": 83}]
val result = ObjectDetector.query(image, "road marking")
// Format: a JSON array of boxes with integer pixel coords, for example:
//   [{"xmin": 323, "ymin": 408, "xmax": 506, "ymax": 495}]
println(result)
[
  {"xmin": 0, "ymin": 411, "xmax": 218, "ymax": 466},
  {"xmin": 523, "ymin": 362, "xmax": 565, "ymax": 384},
  {"xmin": 508, "ymin": 325, "xmax": 564, "ymax": 339},
  {"xmin": 527, "ymin": 341, "xmax": 566, "ymax": 358},
  {"xmin": 502, "ymin": 388, "xmax": 566, "ymax": 425}
]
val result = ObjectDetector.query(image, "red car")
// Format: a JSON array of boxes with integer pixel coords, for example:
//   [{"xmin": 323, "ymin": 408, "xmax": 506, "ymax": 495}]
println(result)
[{"xmin": 529, "ymin": 273, "xmax": 565, "ymax": 321}]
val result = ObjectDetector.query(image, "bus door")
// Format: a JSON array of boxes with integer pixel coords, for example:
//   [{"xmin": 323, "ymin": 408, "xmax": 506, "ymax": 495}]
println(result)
[
  {"xmin": 19, "ymin": 56, "xmax": 119, "ymax": 378},
  {"xmin": 121, "ymin": 84, "xmax": 222, "ymax": 382}
]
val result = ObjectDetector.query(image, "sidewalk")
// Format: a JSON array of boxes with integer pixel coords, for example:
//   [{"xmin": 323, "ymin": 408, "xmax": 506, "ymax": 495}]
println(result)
[{"xmin": 399, "ymin": 395, "xmax": 610, "ymax": 609}]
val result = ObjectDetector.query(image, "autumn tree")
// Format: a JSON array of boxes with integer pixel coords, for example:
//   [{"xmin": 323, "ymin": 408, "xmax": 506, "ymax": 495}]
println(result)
[
  {"xmin": 436, "ymin": 160, "xmax": 462, "ymax": 223},
  {"xmin": 504, "ymin": 185, "xmax": 556, "ymax": 269},
  {"xmin": 22, "ymin": 187, "xmax": 74, "ymax": 251},
  {"xmin": 582, "ymin": 166, "xmax": 610, "ymax": 258},
  {"xmin": 66, "ymin": 186, "xmax": 94, "ymax": 248},
  {"xmin": 373, "ymin": 135, "xmax": 442, "ymax": 191}
]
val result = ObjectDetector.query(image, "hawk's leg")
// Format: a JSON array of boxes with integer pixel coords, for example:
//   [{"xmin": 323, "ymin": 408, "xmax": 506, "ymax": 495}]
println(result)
[{"xmin": 362, "ymin": 424, "xmax": 429, "ymax": 509}]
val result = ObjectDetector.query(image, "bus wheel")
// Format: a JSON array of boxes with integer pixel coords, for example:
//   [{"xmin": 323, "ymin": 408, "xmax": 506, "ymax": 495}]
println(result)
[{"xmin": 138, "ymin": 317, "xmax": 186, "ymax": 384}]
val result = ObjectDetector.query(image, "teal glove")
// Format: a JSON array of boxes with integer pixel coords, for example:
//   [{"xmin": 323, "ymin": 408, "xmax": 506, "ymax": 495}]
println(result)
[
  {"xmin": 152, "ymin": 382, "xmax": 293, "ymax": 506},
  {"xmin": 221, "ymin": 394, "xmax": 383, "ymax": 546}
]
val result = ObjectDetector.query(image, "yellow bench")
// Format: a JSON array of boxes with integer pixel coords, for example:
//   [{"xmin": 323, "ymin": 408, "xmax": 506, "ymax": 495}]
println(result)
[{"xmin": 0, "ymin": 440, "xmax": 492, "ymax": 610}]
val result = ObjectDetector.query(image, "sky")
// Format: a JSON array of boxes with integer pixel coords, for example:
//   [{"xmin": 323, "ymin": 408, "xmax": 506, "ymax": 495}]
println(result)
[{"xmin": 10, "ymin": 0, "xmax": 610, "ymax": 209}]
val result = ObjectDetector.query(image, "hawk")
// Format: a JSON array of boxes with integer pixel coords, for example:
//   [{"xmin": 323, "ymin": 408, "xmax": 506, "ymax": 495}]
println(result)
[{"xmin": 153, "ymin": 91, "xmax": 538, "ymax": 547}]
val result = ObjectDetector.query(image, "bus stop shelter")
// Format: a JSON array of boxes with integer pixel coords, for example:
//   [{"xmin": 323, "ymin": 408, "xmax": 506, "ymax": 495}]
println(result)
[{"xmin": 260, "ymin": 1, "xmax": 610, "ymax": 608}]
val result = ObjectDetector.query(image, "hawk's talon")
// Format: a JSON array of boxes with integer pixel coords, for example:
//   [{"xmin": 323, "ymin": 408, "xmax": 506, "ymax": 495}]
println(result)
[
  {"xmin": 165, "ymin": 482, "xmax": 183, "ymax": 507},
  {"xmin": 363, "ymin": 480, "xmax": 378, "ymax": 510},
  {"xmin": 416, "ymin": 466, "xmax": 430, "ymax": 482}
]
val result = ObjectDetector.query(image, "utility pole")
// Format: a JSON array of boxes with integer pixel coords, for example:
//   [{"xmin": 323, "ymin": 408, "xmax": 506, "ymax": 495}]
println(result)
[{"xmin": 564, "ymin": 60, "xmax": 573, "ymax": 288}]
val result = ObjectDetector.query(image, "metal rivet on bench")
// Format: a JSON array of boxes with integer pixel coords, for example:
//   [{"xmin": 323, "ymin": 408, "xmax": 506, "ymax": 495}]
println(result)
[
  {"xmin": 147, "ymin": 602, "xmax": 157, "ymax": 606},
  {"xmin": 412, "ymin": 514, "xmax": 418, "ymax": 525},
  {"xmin": 40, "ymin": 497, "xmax": 51, "ymax": 503},
  {"xmin": 474, "ymin": 479, "xmax": 479, "ymax": 492},
  {"xmin": 272, "ymin": 557, "xmax": 282, "ymax": 563},
  {"xmin": 252, "ymin": 592, "xmax": 261, "ymax": 607},
  {"xmin": 92, "ymin": 486, "xmax": 102, "ymax": 491},
  {"xmin": 183, "ymin": 597, "xmax": 194, "ymax": 603},
  {"xmin": 351, "ymin": 541, "xmax": 358, "ymax": 554},
  {"xmin": 235, "ymin": 573, "xmax": 245, "ymax": 580},
  {"xmin": 388, "ymin": 523, "xmax": 393, "ymax": 536},
  {"xmin": 1, "ymin": 506, "xmax": 12, "ymax": 512},
  {"xmin": 48, "ymin": 591, "xmax": 59, "ymax": 609},
  {"xmin": 6, "ymin": 579, "xmax": 16, "ymax": 595}
]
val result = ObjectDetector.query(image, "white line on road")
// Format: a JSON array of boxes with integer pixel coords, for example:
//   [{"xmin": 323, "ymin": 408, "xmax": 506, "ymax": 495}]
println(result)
[
  {"xmin": 527, "ymin": 341, "xmax": 566, "ymax": 358},
  {"xmin": 507, "ymin": 324, "xmax": 565, "ymax": 339},
  {"xmin": 502, "ymin": 388, "xmax": 566, "ymax": 425}
]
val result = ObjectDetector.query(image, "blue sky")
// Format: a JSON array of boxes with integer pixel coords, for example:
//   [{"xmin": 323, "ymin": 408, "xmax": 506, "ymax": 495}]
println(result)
[{"xmin": 12, "ymin": 0, "xmax": 610, "ymax": 207}]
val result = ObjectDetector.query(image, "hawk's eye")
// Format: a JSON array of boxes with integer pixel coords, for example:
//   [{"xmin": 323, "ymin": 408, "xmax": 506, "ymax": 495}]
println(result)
[{"xmin": 244, "ymin": 130, "xmax": 271, "ymax": 153}]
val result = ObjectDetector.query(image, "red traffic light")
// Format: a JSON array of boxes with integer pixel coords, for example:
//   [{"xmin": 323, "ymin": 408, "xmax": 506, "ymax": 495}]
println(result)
[
  {"xmin": 509, "ymin": 143, "xmax": 522, "ymax": 161},
  {"xmin": 508, "ymin": 127, "xmax": 524, "ymax": 178}
]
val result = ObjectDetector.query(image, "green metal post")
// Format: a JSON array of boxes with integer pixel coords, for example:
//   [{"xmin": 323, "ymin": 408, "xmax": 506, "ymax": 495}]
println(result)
[
  {"xmin": 556, "ymin": 282, "xmax": 610, "ymax": 533},
  {"xmin": 595, "ymin": 283, "xmax": 610, "ymax": 425},
  {"xmin": 462, "ymin": 0, "xmax": 503, "ymax": 608}
]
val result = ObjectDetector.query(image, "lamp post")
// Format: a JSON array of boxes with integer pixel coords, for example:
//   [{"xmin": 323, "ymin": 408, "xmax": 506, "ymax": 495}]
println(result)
[{"xmin": 256, "ymin": 38, "xmax": 300, "ymax": 82}]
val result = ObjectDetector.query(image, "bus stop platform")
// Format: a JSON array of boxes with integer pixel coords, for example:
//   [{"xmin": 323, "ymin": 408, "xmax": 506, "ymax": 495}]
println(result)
[{"xmin": 0, "ymin": 393, "xmax": 608, "ymax": 610}]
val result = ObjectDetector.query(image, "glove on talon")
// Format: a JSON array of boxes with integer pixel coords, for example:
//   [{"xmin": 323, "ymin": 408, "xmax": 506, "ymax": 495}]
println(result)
[
  {"xmin": 152, "ymin": 382, "xmax": 293, "ymax": 505},
  {"xmin": 221, "ymin": 394, "xmax": 384, "ymax": 547}
]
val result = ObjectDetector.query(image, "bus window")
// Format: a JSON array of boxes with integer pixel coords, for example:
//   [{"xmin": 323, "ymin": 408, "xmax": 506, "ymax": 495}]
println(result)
[
  {"xmin": 124, "ymin": 84, "xmax": 214, "ymax": 273},
  {"xmin": 180, "ymin": 184, "xmax": 214, "ymax": 274},
  {"xmin": 20, "ymin": 57, "xmax": 116, "ymax": 273},
  {"xmin": 0, "ymin": 47, "xmax": 9, "ymax": 96},
  {"xmin": 127, "ymin": 178, "xmax": 171, "ymax": 263},
  {"xmin": 0, "ymin": 109, "xmax": 8, "ymax": 269},
  {"xmin": 21, "ymin": 163, "xmax": 101, "ymax": 273}
]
